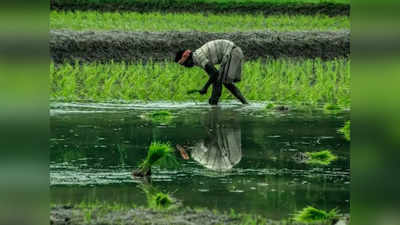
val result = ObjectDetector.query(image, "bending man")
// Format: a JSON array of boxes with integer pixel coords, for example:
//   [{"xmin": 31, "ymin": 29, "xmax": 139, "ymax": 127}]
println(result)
[{"xmin": 175, "ymin": 39, "xmax": 248, "ymax": 105}]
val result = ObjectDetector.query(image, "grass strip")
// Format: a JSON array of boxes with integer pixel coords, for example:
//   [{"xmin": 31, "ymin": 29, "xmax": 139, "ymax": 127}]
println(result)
[
  {"xmin": 51, "ymin": 0, "xmax": 349, "ymax": 16},
  {"xmin": 51, "ymin": 11, "xmax": 349, "ymax": 32},
  {"xmin": 50, "ymin": 58, "xmax": 350, "ymax": 107}
]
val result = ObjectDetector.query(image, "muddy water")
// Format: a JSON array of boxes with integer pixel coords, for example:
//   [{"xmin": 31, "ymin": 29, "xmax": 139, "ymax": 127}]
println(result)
[{"xmin": 50, "ymin": 102, "xmax": 350, "ymax": 220}]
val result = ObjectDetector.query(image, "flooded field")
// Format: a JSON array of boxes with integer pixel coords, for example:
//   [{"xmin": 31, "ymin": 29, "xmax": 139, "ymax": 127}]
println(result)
[{"xmin": 50, "ymin": 102, "xmax": 350, "ymax": 220}]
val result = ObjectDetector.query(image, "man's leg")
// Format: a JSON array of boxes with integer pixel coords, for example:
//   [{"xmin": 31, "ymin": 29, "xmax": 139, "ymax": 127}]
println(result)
[
  {"xmin": 224, "ymin": 83, "xmax": 248, "ymax": 104},
  {"xmin": 209, "ymin": 82, "xmax": 223, "ymax": 105},
  {"xmin": 222, "ymin": 47, "xmax": 247, "ymax": 104}
]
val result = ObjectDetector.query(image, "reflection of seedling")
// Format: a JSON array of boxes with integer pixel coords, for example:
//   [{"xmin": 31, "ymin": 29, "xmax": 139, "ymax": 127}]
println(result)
[
  {"xmin": 305, "ymin": 150, "xmax": 337, "ymax": 166},
  {"xmin": 139, "ymin": 183, "xmax": 175, "ymax": 210},
  {"xmin": 133, "ymin": 142, "xmax": 178, "ymax": 177},
  {"xmin": 338, "ymin": 120, "xmax": 350, "ymax": 141},
  {"xmin": 323, "ymin": 103, "xmax": 341, "ymax": 111},
  {"xmin": 150, "ymin": 111, "xmax": 173, "ymax": 124},
  {"xmin": 293, "ymin": 206, "xmax": 339, "ymax": 224}
]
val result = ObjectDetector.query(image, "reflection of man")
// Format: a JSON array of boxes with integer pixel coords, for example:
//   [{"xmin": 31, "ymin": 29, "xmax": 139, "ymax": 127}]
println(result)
[{"xmin": 191, "ymin": 108, "xmax": 242, "ymax": 171}]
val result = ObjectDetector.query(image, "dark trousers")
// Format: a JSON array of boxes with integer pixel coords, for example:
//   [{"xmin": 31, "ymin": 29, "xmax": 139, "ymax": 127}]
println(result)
[{"xmin": 209, "ymin": 82, "xmax": 248, "ymax": 105}]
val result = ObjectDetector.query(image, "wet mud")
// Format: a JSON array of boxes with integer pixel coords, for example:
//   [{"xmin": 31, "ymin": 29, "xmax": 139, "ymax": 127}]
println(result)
[
  {"xmin": 50, "ymin": 205, "xmax": 349, "ymax": 225},
  {"xmin": 51, "ymin": 205, "xmax": 246, "ymax": 225},
  {"xmin": 50, "ymin": 30, "xmax": 349, "ymax": 63}
]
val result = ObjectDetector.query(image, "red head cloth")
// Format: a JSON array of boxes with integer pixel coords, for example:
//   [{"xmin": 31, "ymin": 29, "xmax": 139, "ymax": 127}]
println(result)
[{"xmin": 178, "ymin": 50, "xmax": 192, "ymax": 65}]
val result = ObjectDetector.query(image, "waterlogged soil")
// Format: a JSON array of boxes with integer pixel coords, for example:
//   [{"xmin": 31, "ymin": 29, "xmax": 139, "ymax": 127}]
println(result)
[
  {"xmin": 50, "ymin": 205, "xmax": 269, "ymax": 225},
  {"xmin": 50, "ymin": 205, "xmax": 350, "ymax": 225},
  {"xmin": 50, "ymin": 102, "xmax": 350, "ymax": 221},
  {"xmin": 50, "ymin": 30, "xmax": 349, "ymax": 63}
]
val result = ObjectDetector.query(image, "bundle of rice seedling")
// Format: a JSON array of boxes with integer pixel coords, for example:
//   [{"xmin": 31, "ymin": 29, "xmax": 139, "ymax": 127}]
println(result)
[
  {"xmin": 338, "ymin": 120, "xmax": 350, "ymax": 141},
  {"xmin": 305, "ymin": 150, "xmax": 337, "ymax": 166},
  {"xmin": 133, "ymin": 142, "xmax": 178, "ymax": 177},
  {"xmin": 139, "ymin": 183, "xmax": 175, "ymax": 210}
]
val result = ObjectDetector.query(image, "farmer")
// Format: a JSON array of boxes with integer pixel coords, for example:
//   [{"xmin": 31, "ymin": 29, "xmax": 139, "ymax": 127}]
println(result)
[{"xmin": 175, "ymin": 39, "xmax": 248, "ymax": 105}]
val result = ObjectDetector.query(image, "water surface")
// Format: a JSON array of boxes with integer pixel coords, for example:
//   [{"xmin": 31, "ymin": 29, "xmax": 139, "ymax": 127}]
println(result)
[{"xmin": 50, "ymin": 102, "xmax": 350, "ymax": 220}]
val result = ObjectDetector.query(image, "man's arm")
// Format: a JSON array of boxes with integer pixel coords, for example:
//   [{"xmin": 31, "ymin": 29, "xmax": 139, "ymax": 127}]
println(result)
[{"xmin": 200, "ymin": 63, "xmax": 219, "ymax": 94}]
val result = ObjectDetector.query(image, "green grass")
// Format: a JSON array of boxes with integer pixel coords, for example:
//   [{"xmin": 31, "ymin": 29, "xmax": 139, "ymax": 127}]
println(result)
[
  {"xmin": 50, "ymin": 58, "xmax": 350, "ymax": 107},
  {"xmin": 338, "ymin": 120, "xmax": 350, "ymax": 141},
  {"xmin": 293, "ymin": 206, "xmax": 339, "ymax": 224},
  {"xmin": 305, "ymin": 150, "xmax": 337, "ymax": 166},
  {"xmin": 50, "ymin": 11, "xmax": 349, "ymax": 32}
]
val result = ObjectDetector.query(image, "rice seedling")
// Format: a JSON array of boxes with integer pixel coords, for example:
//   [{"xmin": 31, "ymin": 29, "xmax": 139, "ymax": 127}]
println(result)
[
  {"xmin": 50, "ymin": 11, "xmax": 349, "ymax": 32},
  {"xmin": 50, "ymin": 58, "xmax": 350, "ymax": 107},
  {"xmin": 293, "ymin": 206, "xmax": 340, "ymax": 224},
  {"xmin": 133, "ymin": 142, "xmax": 178, "ymax": 177},
  {"xmin": 139, "ymin": 183, "xmax": 175, "ymax": 210},
  {"xmin": 338, "ymin": 120, "xmax": 350, "ymax": 141},
  {"xmin": 305, "ymin": 150, "xmax": 337, "ymax": 165}
]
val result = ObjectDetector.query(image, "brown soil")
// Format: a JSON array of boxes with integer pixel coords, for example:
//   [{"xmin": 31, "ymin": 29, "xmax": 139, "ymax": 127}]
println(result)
[{"xmin": 50, "ymin": 30, "xmax": 349, "ymax": 63}]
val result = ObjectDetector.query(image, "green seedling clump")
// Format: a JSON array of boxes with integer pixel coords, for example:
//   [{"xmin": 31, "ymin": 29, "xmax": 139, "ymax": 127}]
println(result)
[
  {"xmin": 139, "ymin": 183, "xmax": 175, "ymax": 210},
  {"xmin": 135, "ymin": 142, "xmax": 178, "ymax": 176},
  {"xmin": 154, "ymin": 193, "xmax": 173, "ymax": 209},
  {"xmin": 293, "ymin": 206, "xmax": 339, "ymax": 224},
  {"xmin": 305, "ymin": 150, "xmax": 337, "ymax": 166},
  {"xmin": 338, "ymin": 120, "xmax": 350, "ymax": 141}
]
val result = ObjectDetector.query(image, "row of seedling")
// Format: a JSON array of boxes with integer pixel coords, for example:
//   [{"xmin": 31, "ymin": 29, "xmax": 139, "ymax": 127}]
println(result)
[
  {"xmin": 50, "ymin": 58, "xmax": 350, "ymax": 107},
  {"xmin": 51, "ymin": 10, "xmax": 349, "ymax": 32}
]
